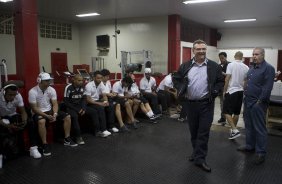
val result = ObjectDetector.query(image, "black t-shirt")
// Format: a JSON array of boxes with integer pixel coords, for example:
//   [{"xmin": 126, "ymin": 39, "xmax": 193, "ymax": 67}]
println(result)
[{"xmin": 221, "ymin": 61, "xmax": 230, "ymax": 73}]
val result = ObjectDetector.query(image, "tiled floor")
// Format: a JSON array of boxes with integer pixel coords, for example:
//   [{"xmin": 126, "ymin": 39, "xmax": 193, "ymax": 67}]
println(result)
[{"xmin": 1, "ymin": 98, "xmax": 282, "ymax": 184}]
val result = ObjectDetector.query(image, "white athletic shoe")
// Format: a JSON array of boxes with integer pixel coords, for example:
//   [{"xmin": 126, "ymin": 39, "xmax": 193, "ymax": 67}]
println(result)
[{"xmin": 30, "ymin": 146, "xmax": 42, "ymax": 159}]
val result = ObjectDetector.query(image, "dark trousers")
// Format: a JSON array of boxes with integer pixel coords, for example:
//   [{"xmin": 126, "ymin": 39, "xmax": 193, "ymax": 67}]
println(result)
[
  {"xmin": 219, "ymin": 91, "xmax": 225, "ymax": 119},
  {"xmin": 67, "ymin": 106, "xmax": 99, "ymax": 136},
  {"xmin": 186, "ymin": 100, "xmax": 214, "ymax": 164},
  {"xmin": 243, "ymin": 102, "xmax": 268, "ymax": 155},
  {"xmin": 87, "ymin": 104, "xmax": 108, "ymax": 131},
  {"xmin": 104, "ymin": 103, "xmax": 115, "ymax": 129},
  {"xmin": 143, "ymin": 93, "xmax": 161, "ymax": 114},
  {"xmin": 157, "ymin": 90, "xmax": 171, "ymax": 112},
  {"xmin": 0, "ymin": 115, "xmax": 37, "ymax": 157},
  {"xmin": 179, "ymin": 99, "xmax": 188, "ymax": 119},
  {"xmin": 27, "ymin": 120, "xmax": 39, "ymax": 147}
]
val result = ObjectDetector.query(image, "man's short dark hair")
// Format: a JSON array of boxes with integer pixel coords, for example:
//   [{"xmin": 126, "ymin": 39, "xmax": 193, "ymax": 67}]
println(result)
[
  {"xmin": 122, "ymin": 76, "xmax": 133, "ymax": 85},
  {"xmin": 93, "ymin": 70, "xmax": 102, "ymax": 77},
  {"xmin": 100, "ymin": 69, "xmax": 110, "ymax": 76},
  {"xmin": 219, "ymin": 52, "xmax": 227, "ymax": 57},
  {"xmin": 125, "ymin": 68, "xmax": 134, "ymax": 74}
]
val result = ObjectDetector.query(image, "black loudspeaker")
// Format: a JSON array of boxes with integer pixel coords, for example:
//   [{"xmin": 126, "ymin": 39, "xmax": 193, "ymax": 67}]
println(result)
[{"xmin": 217, "ymin": 32, "xmax": 222, "ymax": 41}]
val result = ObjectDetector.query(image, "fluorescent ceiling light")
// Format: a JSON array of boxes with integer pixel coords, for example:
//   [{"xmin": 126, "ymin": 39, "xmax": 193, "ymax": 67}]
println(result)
[
  {"xmin": 0, "ymin": 0, "xmax": 13, "ymax": 2},
  {"xmin": 224, "ymin": 18, "xmax": 256, "ymax": 23},
  {"xmin": 183, "ymin": 0, "xmax": 226, "ymax": 4},
  {"xmin": 76, "ymin": 13, "xmax": 100, "ymax": 17}
]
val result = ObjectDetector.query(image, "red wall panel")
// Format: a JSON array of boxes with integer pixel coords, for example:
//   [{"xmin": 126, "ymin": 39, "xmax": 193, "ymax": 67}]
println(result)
[{"xmin": 168, "ymin": 14, "xmax": 181, "ymax": 73}]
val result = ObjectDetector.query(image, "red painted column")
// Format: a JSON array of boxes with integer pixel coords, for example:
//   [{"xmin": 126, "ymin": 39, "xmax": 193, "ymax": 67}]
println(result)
[
  {"xmin": 14, "ymin": 0, "xmax": 40, "ymax": 100},
  {"xmin": 168, "ymin": 14, "xmax": 181, "ymax": 73}
]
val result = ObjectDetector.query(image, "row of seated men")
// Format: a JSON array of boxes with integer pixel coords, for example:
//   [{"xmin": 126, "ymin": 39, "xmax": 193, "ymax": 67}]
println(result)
[{"xmin": 0, "ymin": 68, "xmax": 180, "ymax": 163}]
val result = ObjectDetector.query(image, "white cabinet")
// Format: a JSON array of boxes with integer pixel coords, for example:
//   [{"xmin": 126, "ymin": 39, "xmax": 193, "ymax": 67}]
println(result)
[{"xmin": 271, "ymin": 82, "xmax": 282, "ymax": 96}]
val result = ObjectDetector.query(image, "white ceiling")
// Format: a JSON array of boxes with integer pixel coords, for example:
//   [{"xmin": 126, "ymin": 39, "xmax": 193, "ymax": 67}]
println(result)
[{"xmin": 1, "ymin": 0, "xmax": 282, "ymax": 29}]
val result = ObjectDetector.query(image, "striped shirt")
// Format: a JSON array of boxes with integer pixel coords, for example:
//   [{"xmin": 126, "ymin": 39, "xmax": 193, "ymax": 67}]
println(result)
[{"xmin": 187, "ymin": 59, "xmax": 209, "ymax": 100}]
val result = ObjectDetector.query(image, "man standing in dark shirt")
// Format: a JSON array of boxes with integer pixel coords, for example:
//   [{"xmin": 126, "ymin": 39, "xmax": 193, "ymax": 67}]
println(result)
[
  {"xmin": 218, "ymin": 52, "xmax": 230, "ymax": 125},
  {"xmin": 237, "ymin": 48, "xmax": 275, "ymax": 165},
  {"xmin": 64, "ymin": 74, "xmax": 99, "ymax": 145},
  {"xmin": 175, "ymin": 40, "xmax": 224, "ymax": 172}
]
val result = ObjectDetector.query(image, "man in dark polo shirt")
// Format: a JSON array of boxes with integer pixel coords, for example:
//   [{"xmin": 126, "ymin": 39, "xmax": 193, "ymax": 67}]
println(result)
[
  {"xmin": 218, "ymin": 52, "xmax": 230, "ymax": 125},
  {"xmin": 174, "ymin": 39, "xmax": 224, "ymax": 172},
  {"xmin": 237, "ymin": 48, "xmax": 275, "ymax": 165},
  {"xmin": 64, "ymin": 74, "xmax": 99, "ymax": 145}
]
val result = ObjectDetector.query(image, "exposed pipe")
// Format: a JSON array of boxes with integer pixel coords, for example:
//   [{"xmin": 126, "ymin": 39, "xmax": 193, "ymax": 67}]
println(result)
[{"xmin": 115, "ymin": 19, "xmax": 118, "ymax": 59}]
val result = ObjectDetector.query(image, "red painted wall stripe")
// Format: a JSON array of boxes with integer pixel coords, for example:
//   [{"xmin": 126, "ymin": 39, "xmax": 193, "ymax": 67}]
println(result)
[{"xmin": 168, "ymin": 14, "xmax": 181, "ymax": 73}]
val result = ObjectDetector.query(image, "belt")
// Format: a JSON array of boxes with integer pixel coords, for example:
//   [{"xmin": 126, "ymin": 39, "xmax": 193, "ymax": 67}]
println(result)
[{"xmin": 188, "ymin": 98, "xmax": 209, "ymax": 103}]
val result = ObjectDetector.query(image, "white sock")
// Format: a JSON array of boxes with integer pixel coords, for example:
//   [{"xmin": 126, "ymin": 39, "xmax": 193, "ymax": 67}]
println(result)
[
  {"xmin": 30, "ymin": 146, "xmax": 38, "ymax": 150},
  {"xmin": 146, "ymin": 112, "xmax": 151, "ymax": 118},
  {"xmin": 232, "ymin": 129, "xmax": 239, "ymax": 133},
  {"xmin": 148, "ymin": 110, "xmax": 154, "ymax": 117}
]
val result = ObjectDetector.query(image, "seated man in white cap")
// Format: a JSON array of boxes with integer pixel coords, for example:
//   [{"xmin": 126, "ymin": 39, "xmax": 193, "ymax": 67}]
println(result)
[
  {"xmin": 29, "ymin": 72, "xmax": 77, "ymax": 157},
  {"xmin": 139, "ymin": 68, "xmax": 162, "ymax": 116}
]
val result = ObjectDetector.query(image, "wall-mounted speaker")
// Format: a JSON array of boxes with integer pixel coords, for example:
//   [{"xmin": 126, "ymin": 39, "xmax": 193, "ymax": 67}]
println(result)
[{"xmin": 217, "ymin": 32, "xmax": 222, "ymax": 41}]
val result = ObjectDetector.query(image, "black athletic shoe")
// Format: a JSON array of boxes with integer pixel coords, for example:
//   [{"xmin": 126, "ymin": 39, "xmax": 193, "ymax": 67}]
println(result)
[{"xmin": 42, "ymin": 144, "xmax": 51, "ymax": 156}]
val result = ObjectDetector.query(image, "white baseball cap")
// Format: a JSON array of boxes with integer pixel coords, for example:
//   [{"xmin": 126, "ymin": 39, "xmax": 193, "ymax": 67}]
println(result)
[
  {"xmin": 144, "ymin": 68, "xmax": 152, "ymax": 74},
  {"xmin": 40, "ymin": 73, "xmax": 54, "ymax": 80}
]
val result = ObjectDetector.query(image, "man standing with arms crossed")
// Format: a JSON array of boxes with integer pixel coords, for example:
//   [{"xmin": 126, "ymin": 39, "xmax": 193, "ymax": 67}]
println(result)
[
  {"xmin": 223, "ymin": 51, "xmax": 249, "ymax": 139},
  {"xmin": 175, "ymin": 40, "xmax": 224, "ymax": 172},
  {"xmin": 238, "ymin": 48, "xmax": 275, "ymax": 165}
]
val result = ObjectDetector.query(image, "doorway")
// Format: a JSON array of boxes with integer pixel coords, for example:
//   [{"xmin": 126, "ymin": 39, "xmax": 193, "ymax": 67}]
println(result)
[
  {"xmin": 51, "ymin": 52, "xmax": 68, "ymax": 84},
  {"xmin": 182, "ymin": 47, "xmax": 191, "ymax": 64}
]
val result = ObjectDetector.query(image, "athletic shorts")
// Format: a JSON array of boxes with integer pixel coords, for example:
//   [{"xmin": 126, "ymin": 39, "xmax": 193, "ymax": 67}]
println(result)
[
  {"xmin": 223, "ymin": 91, "xmax": 243, "ymax": 115},
  {"xmin": 33, "ymin": 110, "xmax": 69, "ymax": 123}
]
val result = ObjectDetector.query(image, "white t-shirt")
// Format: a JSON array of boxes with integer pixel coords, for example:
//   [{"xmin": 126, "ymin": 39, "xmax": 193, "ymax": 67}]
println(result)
[
  {"xmin": 28, "ymin": 85, "xmax": 57, "ymax": 112},
  {"xmin": 157, "ymin": 74, "xmax": 173, "ymax": 91},
  {"xmin": 128, "ymin": 83, "xmax": 140, "ymax": 96},
  {"xmin": 102, "ymin": 81, "xmax": 112, "ymax": 94},
  {"xmin": 112, "ymin": 80, "xmax": 128, "ymax": 97},
  {"xmin": 0, "ymin": 91, "xmax": 24, "ymax": 117},
  {"xmin": 139, "ymin": 76, "xmax": 156, "ymax": 93},
  {"xmin": 226, "ymin": 60, "xmax": 249, "ymax": 94},
  {"xmin": 84, "ymin": 81, "xmax": 106, "ymax": 101}
]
